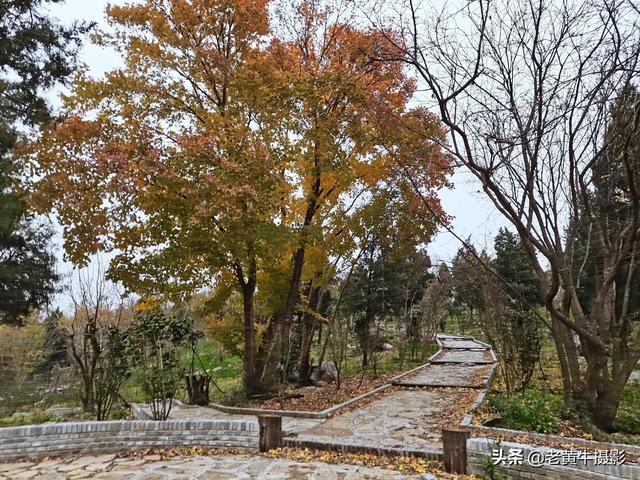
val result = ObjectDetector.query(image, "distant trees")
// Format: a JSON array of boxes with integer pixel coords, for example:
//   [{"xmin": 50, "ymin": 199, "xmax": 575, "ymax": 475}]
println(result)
[
  {"xmin": 0, "ymin": 316, "xmax": 45, "ymax": 383},
  {"xmin": 0, "ymin": 0, "xmax": 90, "ymax": 324},
  {"xmin": 341, "ymin": 241, "xmax": 432, "ymax": 368},
  {"xmin": 38, "ymin": 309, "xmax": 68, "ymax": 374},
  {"xmin": 444, "ymin": 230, "xmax": 544, "ymax": 391}
]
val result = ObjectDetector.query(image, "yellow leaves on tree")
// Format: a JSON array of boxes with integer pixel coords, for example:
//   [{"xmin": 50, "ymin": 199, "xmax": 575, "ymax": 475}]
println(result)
[{"xmin": 21, "ymin": 0, "xmax": 453, "ymax": 394}]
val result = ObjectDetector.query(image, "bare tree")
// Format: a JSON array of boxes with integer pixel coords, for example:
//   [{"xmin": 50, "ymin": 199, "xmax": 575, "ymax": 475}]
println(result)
[
  {"xmin": 416, "ymin": 264, "xmax": 449, "ymax": 360},
  {"xmin": 373, "ymin": 0, "xmax": 640, "ymax": 429},
  {"xmin": 65, "ymin": 262, "xmax": 130, "ymax": 418}
]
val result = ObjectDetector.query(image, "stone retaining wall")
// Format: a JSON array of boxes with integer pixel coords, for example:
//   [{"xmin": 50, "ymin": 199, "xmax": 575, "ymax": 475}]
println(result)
[
  {"xmin": 0, "ymin": 419, "xmax": 258, "ymax": 461},
  {"xmin": 467, "ymin": 437, "xmax": 640, "ymax": 479}
]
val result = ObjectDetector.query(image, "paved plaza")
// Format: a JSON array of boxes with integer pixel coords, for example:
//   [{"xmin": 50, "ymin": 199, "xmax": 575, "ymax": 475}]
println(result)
[{"xmin": 0, "ymin": 454, "xmax": 427, "ymax": 479}]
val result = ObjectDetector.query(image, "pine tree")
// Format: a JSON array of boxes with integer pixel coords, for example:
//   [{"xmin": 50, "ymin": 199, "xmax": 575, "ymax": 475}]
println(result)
[
  {"xmin": 0, "ymin": 0, "xmax": 90, "ymax": 324},
  {"xmin": 493, "ymin": 228, "xmax": 543, "ymax": 307}
]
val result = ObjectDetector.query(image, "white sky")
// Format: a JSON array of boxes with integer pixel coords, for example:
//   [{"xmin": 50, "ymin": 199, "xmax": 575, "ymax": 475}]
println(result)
[{"xmin": 45, "ymin": 0, "xmax": 507, "ymax": 310}]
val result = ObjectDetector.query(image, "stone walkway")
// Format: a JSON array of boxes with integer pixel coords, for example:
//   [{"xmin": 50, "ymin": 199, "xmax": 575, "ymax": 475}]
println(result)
[
  {"xmin": 287, "ymin": 334, "xmax": 495, "ymax": 457},
  {"xmin": 0, "ymin": 454, "xmax": 425, "ymax": 479},
  {"xmin": 392, "ymin": 363, "xmax": 490, "ymax": 388},
  {"xmin": 287, "ymin": 389, "xmax": 461, "ymax": 456}
]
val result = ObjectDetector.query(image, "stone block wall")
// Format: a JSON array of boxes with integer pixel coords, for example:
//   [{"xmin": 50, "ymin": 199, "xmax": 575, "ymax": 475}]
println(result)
[
  {"xmin": 0, "ymin": 419, "xmax": 258, "ymax": 461},
  {"xmin": 467, "ymin": 437, "xmax": 639, "ymax": 480}
]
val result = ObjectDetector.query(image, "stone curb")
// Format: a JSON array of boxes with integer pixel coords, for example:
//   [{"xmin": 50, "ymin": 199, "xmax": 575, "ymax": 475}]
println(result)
[
  {"xmin": 470, "ymin": 425, "xmax": 640, "ymax": 456},
  {"xmin": 467, "ymin": 437, "xmax": 640, "ymax": 479}
]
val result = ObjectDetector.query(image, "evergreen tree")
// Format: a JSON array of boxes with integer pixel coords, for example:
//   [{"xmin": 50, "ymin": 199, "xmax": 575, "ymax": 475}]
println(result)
[
  {"xmin": 493, "ymin": 228, "xmax": 543, "ymax": 307},
  {"xmin": 492, "ymin": 228, "xmax": 543, "ymax": 390},
  {"xmin": 39, "ymin": 308, "xmax": 68, "ymax": 373},
  {"xmin": 0, "ymin": 165, "xmax": 59, "ymax": 324},
  {"xmin": 341, "ymin": 240, "xmax": 431, "ymax": 366},
  {"xmin": 0, "ymin": 0, "xmax": 90, "ymax": 324},
  {"xmin": 573, "ymin": 85, "xmax": 640, "ymax": 319}
]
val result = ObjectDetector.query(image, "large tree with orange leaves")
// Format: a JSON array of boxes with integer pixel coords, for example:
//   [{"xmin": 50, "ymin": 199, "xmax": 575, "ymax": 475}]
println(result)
[{"xmin": 23, "ymin": 0, "xmax": 452, "ymax": 395}]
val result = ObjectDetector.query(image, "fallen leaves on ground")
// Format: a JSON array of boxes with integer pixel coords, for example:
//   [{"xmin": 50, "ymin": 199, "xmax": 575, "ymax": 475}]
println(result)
[
  {"xmin": 263, "ymin": 447, "xmax": 475, "ymax": 479},
  {"xmin": 116, "ymin": 447, "xmax": 247, "ymax": 460},
  {"xmin": 420, "ymin": 387, "xmax": 482, "ymax": 429},
  {"xmin": 250, "ymin": 370, "xmax": 410, "ymax": 412}
]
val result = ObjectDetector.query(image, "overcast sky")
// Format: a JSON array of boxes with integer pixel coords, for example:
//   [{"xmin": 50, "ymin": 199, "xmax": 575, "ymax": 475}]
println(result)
[{"xmin": 45, "ymin": 0, "xmax": 508, "ymax": 309}]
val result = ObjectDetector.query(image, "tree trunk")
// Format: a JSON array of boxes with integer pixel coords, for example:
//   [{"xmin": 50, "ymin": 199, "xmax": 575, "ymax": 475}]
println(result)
[
  {"xmin": 81, "ymin": 374, "xmax": 94, "ymax": 413},
  {"xmin": 297, "ymin": 286, "xmax": 322, "ymax": 385},
  {"xmin": 241, "ymin": 276, "xmax": 259, "ymax": 396}
]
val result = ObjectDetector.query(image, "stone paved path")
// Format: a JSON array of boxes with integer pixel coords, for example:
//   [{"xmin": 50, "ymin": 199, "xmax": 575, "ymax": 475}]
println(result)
[
  {"xmin": 438, "ymin": 337, "xmax": 487, "ymax": 350},
  {"xmin": 0, "ymin": 454, "xmax": 424, "ymax": 479},
  {"xmin": 288, "ymin": 334, "xmax": 495, "ymax": 456},
  {"xmin": 392, "ymin": 363, "xmax": 490, "ymax": 388},
  {"xmin": 288, "ymin": 389, "xmax": 460, "ymax": 455},
  {"xmin": 431, "ymin": 349, "xmax": 492, "ymax": 364}
]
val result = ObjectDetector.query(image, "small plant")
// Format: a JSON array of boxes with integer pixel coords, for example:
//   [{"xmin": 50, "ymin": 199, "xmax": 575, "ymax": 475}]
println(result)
[
  {"xmin": 488, "ymin": 388, "xmax": 562, "ymax": 434},
  {"xmin": 93, "ymin": 327, "xmax": 131, "ymax": 420},
  {"xmin": 126, "ymin": 310, "xmax": 196, "ymax": 420},
  {"xmin": 613, "ymin": 385, "xmax": 640, "ymax": 434},
  {"xmin": 481, "ymin": 454, "xmax": 506, "ymax": 480}
]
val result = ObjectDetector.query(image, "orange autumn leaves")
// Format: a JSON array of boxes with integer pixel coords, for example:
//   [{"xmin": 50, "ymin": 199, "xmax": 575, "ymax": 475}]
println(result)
[{"xmin": 22, "ymin": 0, "xmax": 452, "ymax": 301}]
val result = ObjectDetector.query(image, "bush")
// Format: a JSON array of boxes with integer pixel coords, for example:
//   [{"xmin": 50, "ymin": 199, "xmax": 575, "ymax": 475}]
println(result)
[
  {"xmin": 126, "ymin": 310, "xmax": 198, "ymax": 420},
  {"xmin": 614, "ymin": 385, "xmax": 640, "ymax": 434},
  {"xmin": 206, "ymin": 309, "xmax": 244, "ymax": 358},
  {"xmin": 488, "ymin": 389, "xmax": 562, "ymax": 434}
]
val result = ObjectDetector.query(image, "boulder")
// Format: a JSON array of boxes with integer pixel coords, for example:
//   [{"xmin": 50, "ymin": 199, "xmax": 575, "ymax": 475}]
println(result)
[
  {"xmin": 382, "ymin": 342, "xmax": 394, "ymax": 351},
  {"xmin": 45, "ymin": 406, "xmax": 82, "ymax": 417},
  {"xmin": 309, "ymin": 361, "xmax": 338, "ymax": 384}
]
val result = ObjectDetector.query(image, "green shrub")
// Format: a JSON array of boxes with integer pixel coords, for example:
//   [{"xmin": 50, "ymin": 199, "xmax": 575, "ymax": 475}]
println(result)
[
  {"xmin": 126, "ymin": 309, "xmax": 199, "ymax": 420},
  {"xmin": 488, "ymin": 389, "xmax": 562, "ymax": 433},
  {"xmin": 481, "ymin": 453, "xmax": 506, "ymax": 480},
  {"xmin": 614, "ymin": 385, "xmax": 640, "ymax": 434}
]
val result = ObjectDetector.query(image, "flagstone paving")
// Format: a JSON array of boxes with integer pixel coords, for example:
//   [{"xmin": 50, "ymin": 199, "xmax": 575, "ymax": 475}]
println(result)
[
  {"xmin": 0, "ymin": 454, "xmax": 426, "ymax": 479},
  {"xmin": 431, "ymin": 349, "xmax": 492, "ymax": 364},
  {"xmin": 392, "ymin": 363, "xmax": 491, "ymax": 388},
  {"xmin": 288, "ymin": 389, "xmax": 461, "ymax": 455},
  {"xmin": 287, "ymin": 334, "xmax": 495, "ymax": 456},
  {"xmin": 438, "ymin": 338, "xmax": 487, "ymax": 350}
]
